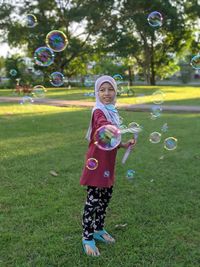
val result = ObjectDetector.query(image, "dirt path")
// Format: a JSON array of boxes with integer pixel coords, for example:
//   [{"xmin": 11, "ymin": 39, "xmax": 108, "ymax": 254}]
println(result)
[{"xmin": 0, "ymin": 96, "xmax": 200, "ymax": 113}]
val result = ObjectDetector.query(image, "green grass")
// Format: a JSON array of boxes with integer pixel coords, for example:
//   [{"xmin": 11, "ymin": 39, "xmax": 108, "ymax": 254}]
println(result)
[
  {"xmin": 1, "ymin": 85, "xmax": 200, "ymax": 106},
  {"xmin": 1, "ymin": 102, "xmax": 200, "ymax": 266}
]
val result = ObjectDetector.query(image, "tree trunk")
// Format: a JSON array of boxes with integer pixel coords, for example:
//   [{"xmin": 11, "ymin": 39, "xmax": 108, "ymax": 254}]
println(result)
[
  {"xmin": 150, "ymin": 34, "xmax": 156, "ymax": 85},
  {"xmin": 128, "ymin": 66, "xmax": 133, "ymax": 85}
]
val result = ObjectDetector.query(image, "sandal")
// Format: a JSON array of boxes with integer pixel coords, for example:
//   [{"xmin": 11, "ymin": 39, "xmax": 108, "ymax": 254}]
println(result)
[
  {"xmin": 82, "ymin": 239, "xmax": 100, "ymax": 256},
  {"xmin": 93, "ymin": 229, "xmax": 115, "ymax": 244}
]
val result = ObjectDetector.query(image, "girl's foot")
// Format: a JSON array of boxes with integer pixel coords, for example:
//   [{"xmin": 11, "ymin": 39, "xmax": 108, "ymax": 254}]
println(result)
[
  {"xmin": 82, "ymin": 238, "xmax": 100, "ymax": 256},
  {"xmin": 94, "ymin": 229, "xmax": 115, "ymax": 243}
]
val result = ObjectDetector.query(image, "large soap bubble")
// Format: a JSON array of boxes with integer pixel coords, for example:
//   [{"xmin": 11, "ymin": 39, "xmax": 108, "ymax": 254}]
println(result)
[
  {"xmin": 46, "ymin": 30, "xmax": 68, "ymax": 52},
  {"xmin": 94, "ymin": 124, "xmax": 121, "ymax": 151},
  {"xmin": 34, "ymin": 46, "xmax": 54, "ymax": 67}
]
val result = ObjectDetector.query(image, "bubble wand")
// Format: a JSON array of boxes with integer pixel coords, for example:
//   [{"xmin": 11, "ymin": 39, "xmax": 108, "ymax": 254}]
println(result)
[
  {"xmin": 122, "ymin": 133, "xmax": 138, "ymax": 164},
  {"xmin": 121, "ymin": 123, "xmax": 141, "ymax": 164}
]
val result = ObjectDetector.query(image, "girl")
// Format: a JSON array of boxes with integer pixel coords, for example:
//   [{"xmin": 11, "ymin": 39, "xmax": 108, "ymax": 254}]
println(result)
[{"xmin": 80, "ymin": 75, "xmax": 135, "ymax": 256}]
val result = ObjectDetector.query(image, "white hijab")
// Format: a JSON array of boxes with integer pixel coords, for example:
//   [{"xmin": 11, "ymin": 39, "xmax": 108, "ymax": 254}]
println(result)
[{"xmin": 86, "ymin": 75, "xmax": 120, "ymax": 141}]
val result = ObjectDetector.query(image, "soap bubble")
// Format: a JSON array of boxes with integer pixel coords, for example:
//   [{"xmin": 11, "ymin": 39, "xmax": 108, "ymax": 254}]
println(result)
[
  {"xmin": 150, "ymin": 105, "xmax": 162, "ymax": 118},
  {"xmin": 152, "ymin": 90, "xmax": 165, "ymax": 104},
  {"xmin": 126, "ymin": 169, "xmax": 136, "ymax": 180},
  {"xmin": 86, "ymin": 158, "xmax": 98, "ymax": 170},
  {"xmin": 9, "ymin": 69, "xmax": 17, "ymax": 76},
  {"xmin": 46, "ymin": 30, "xmax": 68, "ymax": 52},
  {"xmin": 89, "ymin": 92, "xmax": 94, "ymax": 97},
  {"xmin": 161, "ymin": 123, "xmax": 168, "ymax": 132},
  {"xmin": 128, "ymin": 122, "xmax": 142, "ymax": 133},
  {"xmin": 34, "ymin": 46, "xmax": 54, "ymax": 67},
  {"xmin": 84, "ymin": 78, "xmax": 94, "ymax": 87},
  {"xmin": 32, "ymin": 85, "xmax": 46, "ymax": 98},
  {"xmin": 149, "ymin": 132, "xmax": 161, "ymax": 143},
  {"xmin": 20, "ymin": 96, "xmax": 34, "ymax": 105},
  {"xmin": 164, "ymin": 137, "xmax": 177, "ymax": 150},
  {"xmin": 103, "ymin": 170, "xmax": 110, "ymax": 178},
  {"xmin": 147, "ymin": 11, "xmax": 163, "ymax": 27},
  {"xmin": 113, "ymin": 74, "xmax": 123, "ymax": 83},
  {"xmin": 191, "ymin": 55, "xmax": 200, "ymax": 70},
  {"xmin": 25, "ymin": 14, "xmax": 37, "ymax": 28},
  {"xmin": 94, "ymin": 124, "xmax": 121, "ymax": 151},
  {"xmin": 150, "ymin": 114, "xmax": 157, "ymax": 120},
  {"xmin": 50, "ymin": 71, "xmax": 64, "ymax": 87}
]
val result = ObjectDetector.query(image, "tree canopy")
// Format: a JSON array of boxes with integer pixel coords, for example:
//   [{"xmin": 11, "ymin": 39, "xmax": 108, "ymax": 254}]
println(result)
[{"xmin": 0, "ymin": 0, "xmax": 199, "ymax": 85}]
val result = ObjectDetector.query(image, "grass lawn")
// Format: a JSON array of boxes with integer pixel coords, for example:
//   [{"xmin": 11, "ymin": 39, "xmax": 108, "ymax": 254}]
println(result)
[
  {"xmin": 1, "ymin": 85, "xmax": 200, "ymax": 106},
  {"xmin": 0, "ymin": 102, "xmax": 200, "ymax": 266}
]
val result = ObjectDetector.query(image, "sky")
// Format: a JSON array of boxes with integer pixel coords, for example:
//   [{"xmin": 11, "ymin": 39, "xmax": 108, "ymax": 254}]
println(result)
[{"xmin": 0, "ymin": 43, "xmax": 22, "ymax": 58}]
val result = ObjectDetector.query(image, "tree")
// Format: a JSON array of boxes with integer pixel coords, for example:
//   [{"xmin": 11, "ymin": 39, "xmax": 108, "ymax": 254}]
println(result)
[
  {"xmin": 0, "ymin": 56, "xmax": 5, "ymax": 74},
  {"xmin": 0, "ymin": 0, "xmax": 102, "ymax": 79},
  {"xmin": 85, "ymin": 0, "xmax": 195, "ymax": 85}
]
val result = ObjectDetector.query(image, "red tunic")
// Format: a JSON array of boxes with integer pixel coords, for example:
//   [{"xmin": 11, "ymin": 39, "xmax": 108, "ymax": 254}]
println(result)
[{"xmin": 80, "ymin": 109, "xmax": 118, "ymax": 188}]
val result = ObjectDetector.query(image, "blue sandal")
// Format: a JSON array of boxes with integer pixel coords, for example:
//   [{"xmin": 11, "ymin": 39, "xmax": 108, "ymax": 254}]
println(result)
[
  {"xmin": 93, "ymin": 229, "xmax": 115, "ymax": 244},
  {"xmin": 82, "ymin": 239, "xmax": 100, "ymax": 256}
]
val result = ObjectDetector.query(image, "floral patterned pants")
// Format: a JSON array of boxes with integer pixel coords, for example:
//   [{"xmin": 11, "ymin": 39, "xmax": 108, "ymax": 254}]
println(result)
[{"xmin": 82, "ymin": 186, "xmax": 113, "ymax": 240}]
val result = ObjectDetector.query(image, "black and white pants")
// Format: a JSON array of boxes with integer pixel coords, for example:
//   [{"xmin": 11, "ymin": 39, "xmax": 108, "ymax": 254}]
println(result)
[{"xmin": 82, "ymin": 186, "xmax": 113, "ymax": 240}]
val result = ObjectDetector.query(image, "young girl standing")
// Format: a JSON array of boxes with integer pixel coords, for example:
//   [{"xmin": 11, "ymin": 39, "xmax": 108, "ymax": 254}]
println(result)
[{"xmin": 80, "ymin": 75, "xmax": 135, "ymax": 256}]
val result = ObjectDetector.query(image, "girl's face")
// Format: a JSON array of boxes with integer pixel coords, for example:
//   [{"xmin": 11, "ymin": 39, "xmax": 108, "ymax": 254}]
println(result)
[{"xmin": 98, "ymin": 82, "xmax": 116, "ymax": 105}]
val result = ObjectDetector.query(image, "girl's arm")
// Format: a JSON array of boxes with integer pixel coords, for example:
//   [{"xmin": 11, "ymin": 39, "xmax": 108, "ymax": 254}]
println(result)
[{"xmin": 93, "ymin": 109, "xmax": 112, "ymax": 129}]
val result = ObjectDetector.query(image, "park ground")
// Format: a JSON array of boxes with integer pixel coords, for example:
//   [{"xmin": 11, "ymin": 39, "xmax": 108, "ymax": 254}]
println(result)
[{"xmin": 0, "ymin": 85, "xmax": 200, "ymax": 266}]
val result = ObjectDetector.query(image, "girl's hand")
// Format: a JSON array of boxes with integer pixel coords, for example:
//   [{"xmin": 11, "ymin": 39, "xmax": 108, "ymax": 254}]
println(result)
[{"xmin": 119, "ymin": 138, "xmax": 136, "ymax": 149}]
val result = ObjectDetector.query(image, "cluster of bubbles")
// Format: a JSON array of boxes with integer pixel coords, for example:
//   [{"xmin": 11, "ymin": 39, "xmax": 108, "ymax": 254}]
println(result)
[
  {"xmin": 27, "ymin": 16, "xmax": 68, "ymax": 87},
  {"xmin": 149, "ymin": 124, "xmax": 178, "ymax": 151},
  {"xmin": 10, "ymin": 13, "xmax": 69, "ymax": 107},
  {"xmin": 149, "ymin": 88, "xmax": 178, "ymax": 151}
]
